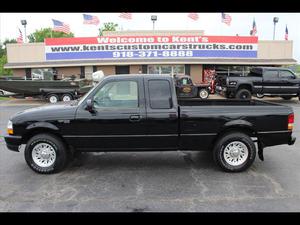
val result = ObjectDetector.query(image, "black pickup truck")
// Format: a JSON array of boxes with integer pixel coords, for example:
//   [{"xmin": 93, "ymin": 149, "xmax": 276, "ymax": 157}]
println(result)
[
  {"xmin": 4, "ymin": 74, "xmax": 296, "ymax": 174},
  {"xmin": 216, "ymin": 67, "xmax": 300, "ymax": 100}
]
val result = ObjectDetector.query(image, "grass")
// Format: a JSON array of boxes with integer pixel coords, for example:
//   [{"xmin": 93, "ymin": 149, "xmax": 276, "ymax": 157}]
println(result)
[{"xmin": 0, "ymin": 96, "xmax": 9, "ymax": 100}]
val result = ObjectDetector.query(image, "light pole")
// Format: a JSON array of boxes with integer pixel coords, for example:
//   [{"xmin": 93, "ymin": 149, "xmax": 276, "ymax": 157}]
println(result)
[
  {"xmin": 273, "ymin": 17, "xmax": 279, "ymax": 40},
  {"xmin": 21, "ymin": 19, "xmax": 27, "ymax": 43},
  {"xmin": 151, "ymin": 15, "xmax": 157, "ymax": 30}
]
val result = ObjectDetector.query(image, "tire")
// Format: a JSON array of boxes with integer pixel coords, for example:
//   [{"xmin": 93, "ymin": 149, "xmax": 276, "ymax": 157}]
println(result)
[
  {"xmin": 213, "ymin": 132, "xmax": 256, "ymax": 172},
  {"xmin": 24, "ymin": 133, "xmax": 68, "ymax": 174},
  {"xmin": 48, "ymin": 94, "xmax": 60, "ymax": 103},
  {"xmin": 256, "ymin": 93, "xmax": 264, "ymax": 98},
  {"xmin": 198, "ymin": 88, "xmax": 209, "ymax": 99},
  {"xmin": 281, "ymin": 96, "xmax": 293, "ymax": 100},
  {"xmin": 62, "ymin": 93, "xmax": 73, "ymax": 102},
  {"xmin": 0, "ymin": 91, "xmax": 4, "ymax": 96},
  {"xmin": 236, "ymin": 89, "xmax": 252, "ymax": 100}
]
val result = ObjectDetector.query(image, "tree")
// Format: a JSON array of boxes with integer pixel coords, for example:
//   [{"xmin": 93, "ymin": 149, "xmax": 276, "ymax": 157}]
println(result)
[
  {"xmin": 99, "ymin": 22, "xmax": 119, "ymax": 36},
  {"xmin": 28, "ymin": 28, "xmax": 74, "ymax": 43},
  {"xmin": 0, "ymin": 39, "xmax": 17, "ymax": 76}
]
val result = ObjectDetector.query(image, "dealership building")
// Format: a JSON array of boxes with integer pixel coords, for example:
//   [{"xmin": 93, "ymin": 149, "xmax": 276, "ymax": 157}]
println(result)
[{"xmin": 4, "ymin": 30, "xmax": 297, "ymax": 84}]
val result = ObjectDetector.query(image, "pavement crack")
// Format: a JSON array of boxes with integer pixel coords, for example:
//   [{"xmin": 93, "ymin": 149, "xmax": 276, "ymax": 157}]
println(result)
[{"xmin": 248, "ymin": 168, "xmax": 285, "ymax": 196}]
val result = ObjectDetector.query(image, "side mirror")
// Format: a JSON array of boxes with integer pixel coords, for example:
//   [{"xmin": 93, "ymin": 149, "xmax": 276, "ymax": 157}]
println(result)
[{"xmin": 86, "ymin": 98, "xmax": 95, "ymax": 113}]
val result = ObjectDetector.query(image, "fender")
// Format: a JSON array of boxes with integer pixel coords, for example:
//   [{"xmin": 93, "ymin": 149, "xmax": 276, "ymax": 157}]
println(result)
[
  {"xmin": 222, "ymin": 119, "xmax": 255, "ymax": 131},
  {"xmin": 26, "ymin": 122, "xmax": 59, "ymax": 131}
]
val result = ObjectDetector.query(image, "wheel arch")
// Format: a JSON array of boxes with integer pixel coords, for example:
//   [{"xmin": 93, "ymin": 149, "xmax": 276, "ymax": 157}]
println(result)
[
  {"xmin": 237, "ymin": 83, "xmax": 253, "ymax": 93},
  {"xmin": 211, "ymin": 122, "xmax": 258, "ymax": 149},
  {"xmin": 22, "ymin": 125, "xmax": 71, "ymax": 151}
]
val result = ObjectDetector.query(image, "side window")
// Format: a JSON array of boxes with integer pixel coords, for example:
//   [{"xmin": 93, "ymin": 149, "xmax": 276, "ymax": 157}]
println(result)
[
  {"xmin": 263, "ymin": 70, "xmax": 278, "ymax": 79},
  {"xmin": 279, "ymin": 70, "xmax": 295, "ymax": 79},
  {"xmin": 149, "ymin": 80, "xmax": 172, "ymax": 109},
  {"xmin": 93, "ymin": 81, "xmax": 138, "ymax": 108}
]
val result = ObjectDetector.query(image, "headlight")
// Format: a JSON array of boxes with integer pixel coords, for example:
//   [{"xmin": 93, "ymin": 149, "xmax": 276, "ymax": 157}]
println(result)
[
  {"xmin": 7, "ymin": 120, "xmax": 13, "ymax": 135},
  {"xmin": 229, "ymin": 81, "xmax": 237, "ymax": 86}
]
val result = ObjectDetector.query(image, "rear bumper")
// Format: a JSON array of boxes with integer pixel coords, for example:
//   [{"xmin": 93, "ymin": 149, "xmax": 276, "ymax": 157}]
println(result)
[
  {"xmin": 4, "ymin": 135, "xmax": 22, "ymax": 152},
  {"xmin": 258, "ymin": 131, "xmax": 296, "ymax": 147},
  {"xmin": 289, "ymin": 136, "xmax": 296, "ymax": 145}
]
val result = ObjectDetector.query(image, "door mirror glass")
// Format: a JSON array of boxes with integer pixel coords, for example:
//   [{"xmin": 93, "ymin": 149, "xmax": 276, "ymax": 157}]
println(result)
[{"xmin": 86, "ymin": 98, "xmax": 94, "ymax": 112}]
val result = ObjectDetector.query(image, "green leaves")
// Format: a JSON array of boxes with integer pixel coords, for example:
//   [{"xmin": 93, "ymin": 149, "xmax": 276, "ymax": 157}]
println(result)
[
  {"xmin": 99, "ymin": 22, "xmax": 119, "ymax": 36},
  {"xmin": 28, "ymin": 28, "xmax": 74, "ymax": 43}
]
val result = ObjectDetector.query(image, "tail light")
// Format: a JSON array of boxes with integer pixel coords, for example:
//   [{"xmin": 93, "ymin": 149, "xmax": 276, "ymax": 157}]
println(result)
[{"xmin": 288, "ymin": 113, "xmax": 294, "ymax": 131}]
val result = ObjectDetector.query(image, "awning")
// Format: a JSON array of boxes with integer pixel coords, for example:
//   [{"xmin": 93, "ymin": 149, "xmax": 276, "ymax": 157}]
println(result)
[{"xmin": 4, "ymin": 58, "xmax": 297, "ymax": 69}]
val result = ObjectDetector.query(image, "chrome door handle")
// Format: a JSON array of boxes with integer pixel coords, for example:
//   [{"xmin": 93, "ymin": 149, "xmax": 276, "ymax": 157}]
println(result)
[{"xmin": 129, "ymin": 115, "xmax": 141, "ymax": 122}]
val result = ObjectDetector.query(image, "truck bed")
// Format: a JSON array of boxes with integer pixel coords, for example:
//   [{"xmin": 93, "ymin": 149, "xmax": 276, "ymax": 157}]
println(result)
[{"xmin": 178, "ymin": 98, "xmax": 277, "ymax": 106}]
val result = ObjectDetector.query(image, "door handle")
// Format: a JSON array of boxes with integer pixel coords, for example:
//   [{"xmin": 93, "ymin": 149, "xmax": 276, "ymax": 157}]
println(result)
[{"xmin": 129, "ymin": 115, "xmax": 141, "ymax": 122}]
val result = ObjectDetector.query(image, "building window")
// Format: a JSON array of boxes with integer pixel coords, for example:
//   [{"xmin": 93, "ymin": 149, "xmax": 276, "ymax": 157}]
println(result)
[{"xmin": 147, "ymin": 65, "xmax": 185, "ymax": 75}]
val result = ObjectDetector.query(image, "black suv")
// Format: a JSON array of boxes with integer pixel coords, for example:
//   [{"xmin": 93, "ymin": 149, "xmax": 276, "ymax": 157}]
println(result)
[{"xmin": 216, "ymin": 67, "xmax": 300, "ymax": 100}]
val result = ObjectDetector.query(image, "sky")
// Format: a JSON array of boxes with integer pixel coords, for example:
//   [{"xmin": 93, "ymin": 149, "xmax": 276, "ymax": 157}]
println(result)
[{"xmin": 0, "ymin": 13, "xmax": 299, "ymax": 63}]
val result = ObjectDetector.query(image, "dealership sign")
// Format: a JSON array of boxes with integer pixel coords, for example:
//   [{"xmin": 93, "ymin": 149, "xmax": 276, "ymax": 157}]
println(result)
[{"xmin": 45, "ymin": 35, "xmax": 258, "ymax": 60}]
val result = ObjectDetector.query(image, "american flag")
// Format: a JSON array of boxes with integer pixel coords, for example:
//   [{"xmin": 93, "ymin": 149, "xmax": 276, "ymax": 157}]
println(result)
[
  {"xmin": 285, "ymin": 25, "xmax": 288, "ymax": 40},
  {"xmin": 251, "ymin": 19, "xmax": 257, "ymax": 36},
  {"xmin": 83, "ymin": 14, "xmax": 100, "ymax": 26},
  {"xmin": 17, "ymin": 28, "xmax": 23, "ymax": 43},
  {"xmin": 221, "ymin": 13, "xmax": 232, "ymax": 26},
  {"xmin": 188, "ymin": 13, "xmax": 199, "ymax": 21},
  {"xmin": 52, "ymin": 19, "xmax": 71, "ymax": 34},
  {"xmin": 119, "ymin": 13, "xmax": 132, "ymax": 20}
]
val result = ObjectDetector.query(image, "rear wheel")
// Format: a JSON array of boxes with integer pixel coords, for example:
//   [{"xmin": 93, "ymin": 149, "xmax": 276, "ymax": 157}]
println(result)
[
  {"xmin": 213, "ymin": 132, "xmax": 256, "ymax": 172},
  {"xmin": 48, "ymin": 94, "xmax": 60, "ymax": 103},
  {"xmin": 198, "ymin": 88, "xmax": 209, "ymax": 99},
  {"xmin": 236, "ymin": 89, "xmax": 252, "ymax": 100},
  {"xmin": 281, "ymin": 96, "xmax": 293, "ymax": 100},
  {"xmin": 62, "ymin": 93, "xmax": 73, "ymax": 102},
  {"xmin": 24, "ymin": 133, "xmax": 68, "ymax": 174}
]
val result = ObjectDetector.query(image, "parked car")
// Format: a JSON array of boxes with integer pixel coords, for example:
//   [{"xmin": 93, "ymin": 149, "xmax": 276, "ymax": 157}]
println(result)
[
  {"xmin": 4, "ymin": 74, "xmax": 296, "ymax": 174},
  {"xmin": 215, "ymin": 67, "xmax": 300, "ymax": 100},
  {"xmin": 174, "ymin": 75, "xmax": 211, "ymax": 99}
]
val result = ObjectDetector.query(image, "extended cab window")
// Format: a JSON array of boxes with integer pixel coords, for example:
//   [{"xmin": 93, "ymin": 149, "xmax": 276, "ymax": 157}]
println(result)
[
  {"xmin": 279, "ymin": 70, "xmax": 295, "ymax": 79},
  {"xmin": 93, "ymin": 81, "xmax": 138, "ymax": 108},
  {"xmin": 149, "ymin": 80, "xmax": 172, "ymax": 109},
  {"xmin": 263, "ymin": 70, "xmax": 279, "ymax": 79}
]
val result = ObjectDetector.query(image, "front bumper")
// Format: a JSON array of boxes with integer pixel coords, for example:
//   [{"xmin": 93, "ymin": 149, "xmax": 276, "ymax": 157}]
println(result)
[{"xmin": 4, "ymin": 135, "xmax": 22, "ymax": 152}]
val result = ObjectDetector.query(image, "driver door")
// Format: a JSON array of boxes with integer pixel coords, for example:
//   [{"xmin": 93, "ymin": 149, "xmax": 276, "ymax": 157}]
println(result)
[{"xmin": 71, "ymin": 77, "xmax": 147, "ymax": 151}]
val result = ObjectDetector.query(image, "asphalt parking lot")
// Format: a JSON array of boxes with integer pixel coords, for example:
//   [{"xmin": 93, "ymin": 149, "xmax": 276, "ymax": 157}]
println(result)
[{"xmin": 0, "ymin": 97, "xmax": 300, "ymax": 212}]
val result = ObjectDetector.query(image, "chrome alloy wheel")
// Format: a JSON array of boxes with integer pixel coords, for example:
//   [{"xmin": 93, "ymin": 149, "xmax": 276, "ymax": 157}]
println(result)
[
  {"xmin": 199, "ymin": 90, "xmax": 209, "ymax": 99},
  {"xmin": 32, "ymin": 143, "xmax": 56, "ymax": 167},
  {"xmin": 49, "ymin": 96, "xmax": 58, "ymax": 103},
  {"xmin": 223, "ymin": 141, "xmax": 249, "ymax": 166},
  {"xmin": 62, "ymin": 95, "xmax": 71, "ymax": 102}
]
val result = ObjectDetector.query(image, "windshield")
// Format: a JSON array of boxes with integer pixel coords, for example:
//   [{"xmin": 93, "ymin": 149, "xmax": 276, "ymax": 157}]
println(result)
[{"xmin": 77, "ymin": 77, "xmax": 105, "ymax": 106}]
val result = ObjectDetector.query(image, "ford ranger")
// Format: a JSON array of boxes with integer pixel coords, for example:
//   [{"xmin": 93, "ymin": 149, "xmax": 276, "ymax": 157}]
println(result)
[{"xmin": 4, "ymin": 74, "xmax": 296, "ymax": 174}]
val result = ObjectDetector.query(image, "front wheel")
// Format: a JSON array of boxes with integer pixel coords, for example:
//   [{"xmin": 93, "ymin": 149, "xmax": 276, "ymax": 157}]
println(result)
[
  {"xmin": 24, "ymin": 134, "xmax": 68, "ymax": 174},
  {"xmin": 198, "ymin": 88, "xmax": 209, "ymax": 99},
  {"xmin": 256, "ymin": 93, "xmax": 264, "ymax": 98},
  {"xmin": 213, "ymin": 132, "xmax": 256, "ymax": 172},
  {"xmin": 236, "ymin": 89, "xmax": 252, "ymax": 100}
]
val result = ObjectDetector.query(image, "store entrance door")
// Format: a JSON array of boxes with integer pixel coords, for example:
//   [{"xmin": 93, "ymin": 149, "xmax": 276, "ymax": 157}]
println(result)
[{"xmin": 116, "ymin": 66, "xmax": 130, "ymax": 74}]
